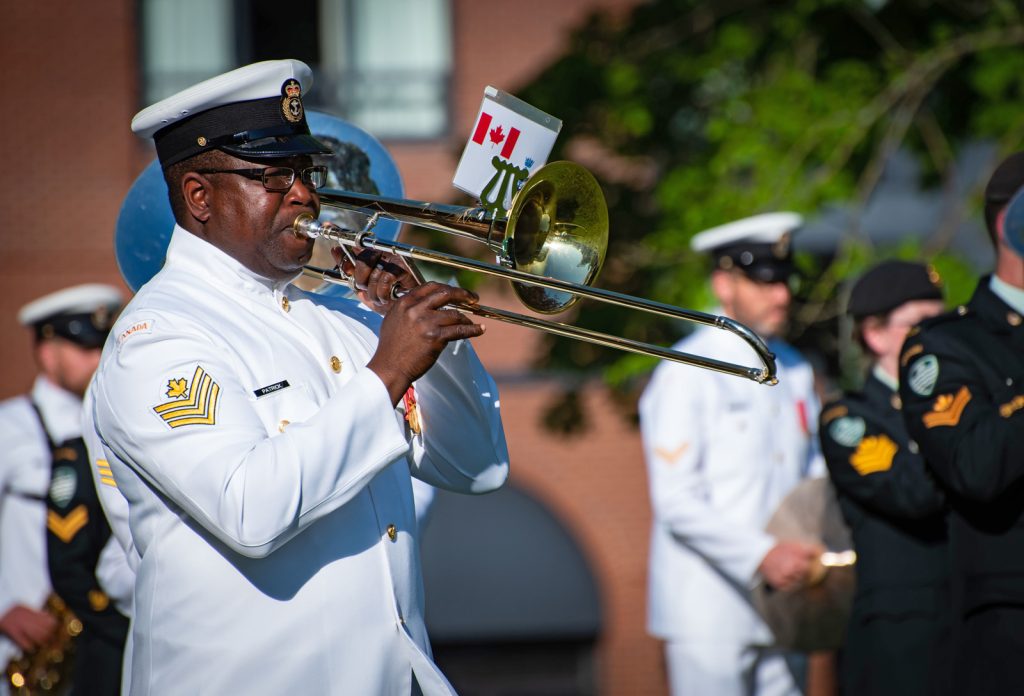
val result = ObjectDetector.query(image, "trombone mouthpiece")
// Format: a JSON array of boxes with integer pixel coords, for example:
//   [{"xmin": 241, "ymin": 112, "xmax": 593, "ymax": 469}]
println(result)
[{"xmin": 291, "ymin": 213, "xmax": 320, "ymax": 239}]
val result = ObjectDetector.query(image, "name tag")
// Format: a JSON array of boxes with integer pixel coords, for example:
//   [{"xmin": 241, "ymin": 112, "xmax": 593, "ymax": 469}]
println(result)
[{"xmin": 253, "ymin": 381, "xmax": 290, "ymax": 398}]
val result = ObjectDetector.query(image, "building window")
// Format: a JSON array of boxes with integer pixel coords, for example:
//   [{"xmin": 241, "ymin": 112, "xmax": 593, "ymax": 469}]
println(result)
[{"xmin": 138, "ymin": 0, "xmax": 452, "ymax": 140}]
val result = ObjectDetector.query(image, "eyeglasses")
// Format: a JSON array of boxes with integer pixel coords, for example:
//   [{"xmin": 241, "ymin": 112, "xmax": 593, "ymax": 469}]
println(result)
[{"xmin": 194, "ymin": 166, "xmax": 328, "ymax": 192}]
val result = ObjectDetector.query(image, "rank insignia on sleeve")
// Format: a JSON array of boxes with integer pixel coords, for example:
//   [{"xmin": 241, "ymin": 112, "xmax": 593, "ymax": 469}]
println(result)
[
  {"xmin": 654, "ymin": 442, "xmax": 690, "ymax": 465},
  {"xmin": 153, "ymin": 365, "xmax": 220, "ymax": 428},
  {"xmin": 47, "ymin": 504, "xmax": 88, "ymax": 543},
  {"xmin": 96, "ymin": 459, "xmax": 117, "ymax": 488},
  {"xmin": 908, "ymin": 354, "xmax": 940, "ymax": 396},
  {"xmin": 829, "ymin": 416, "xmax": 865, "ymax": 448},
  {"xmin": 849, "ymin": 434, "xmax": 898, "ymax": 475},
  {"xmin": 923, "ymin": 386, "xmax": 971, "ymax": 429}
]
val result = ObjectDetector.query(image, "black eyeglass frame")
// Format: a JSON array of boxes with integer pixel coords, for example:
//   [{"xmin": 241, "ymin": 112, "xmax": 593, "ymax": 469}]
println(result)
[{"xmin": 193, "ymin": 166, "xmax": 328, "ymax": 192}]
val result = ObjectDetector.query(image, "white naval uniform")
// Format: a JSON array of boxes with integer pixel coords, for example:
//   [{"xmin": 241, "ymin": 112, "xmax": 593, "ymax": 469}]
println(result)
[
  {"xmin": 88, "ymin": 227, "xmax": 509, "ymax": 696},
  {"xmin": 639, "ymin": 322, "xmax": 824, "ymax": 696},
  {"xmin": 0, "ymin": 377, "xmax": 82, "ymax": 693}
]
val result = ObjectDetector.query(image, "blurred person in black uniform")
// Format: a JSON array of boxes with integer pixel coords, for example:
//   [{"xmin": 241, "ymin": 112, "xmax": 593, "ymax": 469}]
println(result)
[
  {"xmin": 899, "ymin": 152, "xmax": 1024, "ymax": 694},
  {"xmin": 6, "ymin": 285, "xmax": 130, "ymax": 696},
  {"xmin": 820, "ymin": 261, "xmax": 950, "ymax": 695}
]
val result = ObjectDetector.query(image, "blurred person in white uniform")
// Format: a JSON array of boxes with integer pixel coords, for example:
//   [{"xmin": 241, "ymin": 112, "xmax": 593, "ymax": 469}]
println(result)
[
  {"xmin": 639, "ymin": 214, "xmax": 825, "ymax": 696},
  {"xmin": 0, "ymin": 284, "xmax": 126, "ymax": 696},
  {"xmin": 86, "ymin": 60, "xmax": 509, "ymax": 696}
]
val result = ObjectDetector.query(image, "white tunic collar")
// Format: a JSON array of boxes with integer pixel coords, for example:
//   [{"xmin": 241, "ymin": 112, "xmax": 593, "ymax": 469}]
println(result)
[
  {"xmin": 164, "ymin": 225, "xmax": 300, "ymax": 298},
  {"xmin": 31, "ymin": 375, "xmax": 84, "ymax": 444}
]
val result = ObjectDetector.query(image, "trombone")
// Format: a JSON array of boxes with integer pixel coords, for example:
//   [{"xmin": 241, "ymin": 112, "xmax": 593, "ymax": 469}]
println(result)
[{"xmin": 294, "ymin": 161, "xmax": 778, "ymax": 385}]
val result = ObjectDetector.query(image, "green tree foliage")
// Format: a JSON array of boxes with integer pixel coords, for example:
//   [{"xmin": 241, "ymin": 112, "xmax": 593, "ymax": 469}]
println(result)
[{"xmin": 515, "ymin": 0, "xmax": 1024, "ymax": 432}]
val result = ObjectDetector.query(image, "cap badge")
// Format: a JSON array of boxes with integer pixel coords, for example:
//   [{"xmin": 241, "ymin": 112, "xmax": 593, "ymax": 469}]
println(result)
[
  {"xmin": 281, "ymin": 79, "xmax": 304, "ymax": 124},
  {"xmin": 772, "ymin": 232, "xmax": 791, "ymax": 259}
]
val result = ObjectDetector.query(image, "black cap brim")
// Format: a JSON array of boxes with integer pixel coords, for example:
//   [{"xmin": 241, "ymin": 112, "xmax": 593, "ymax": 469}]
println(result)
[{"xmin": 221, "ymin": 133, "xmax": 333, "ymax": 161}]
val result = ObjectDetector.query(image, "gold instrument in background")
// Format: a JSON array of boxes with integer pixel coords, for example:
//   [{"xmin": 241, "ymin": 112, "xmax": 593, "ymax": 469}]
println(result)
[
  {"xmin": 296, "ymin": 160, "xmax": 780, "ymax": 385},
  {"xmin": 6, "ymin": 594, "xmax": 80, "ymax": 695}
]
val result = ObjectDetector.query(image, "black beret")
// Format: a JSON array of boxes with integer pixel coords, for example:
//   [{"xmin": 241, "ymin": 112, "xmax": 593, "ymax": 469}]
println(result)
[
  {"xmin": 847, "ymin": 260, "xmax": 943, "ymax": 319},
  {"xmin": 984, "ymin": 152, "xmax": 1024, "ymax": 235}
]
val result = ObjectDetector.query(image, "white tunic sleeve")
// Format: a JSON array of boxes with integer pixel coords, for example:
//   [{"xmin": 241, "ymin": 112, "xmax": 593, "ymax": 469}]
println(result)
[
  {"xmin": 91, "ymin": 312, "xmax": 411, "ymax": 559},
  {"xmin": 640, "ymin": 363, "xmax": 775, "ymax": 586},
  {"xmin": 407, "ymin": 340, "xmax": 509, "ymax": 494}
]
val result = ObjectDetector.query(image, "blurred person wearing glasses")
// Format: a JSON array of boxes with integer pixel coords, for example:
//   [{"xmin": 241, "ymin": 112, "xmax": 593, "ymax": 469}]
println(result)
[
  {"xmin": 0, "ymin": 284, "xmax": 127, "ymax": 696},
  {"xmin": 84, "ymin": 60, "xmax": 508, "ymax": 695},
  {"xmin": 819, "ymin": 261, "xmax": 950, "ymax": 696},
  {"xmin": 640, "ymin": 214, "xmax": 825, "ymax": 696}
]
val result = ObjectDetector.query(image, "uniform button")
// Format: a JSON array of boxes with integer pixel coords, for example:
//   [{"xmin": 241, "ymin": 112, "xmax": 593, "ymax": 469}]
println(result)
[
  {"xmin": 1008, "ymin": 312, "xmax": 1022, "ymax": 327},
  {"xmin": 891, "ymin": 394, "xmax": 902, "ymax": 410},
  {"xmin": 1008, "ymin": 378, "xmax": 1015, "ymax": 387},
  {"xmin": 908, "ymin": 440, "xmax": 920, "ymax": 454},
  {"xmin": 386, "ymin": 524, "xmax": 397, "ymax": 542},
  {"xmin": 281, "ymin": 296, "xmax": 291, "ymax": 312},
  {"xmin": 278, "ymin": 419, "xmax": 290, "ymax": 432},
  {"xmin": 330, "ymin": 356, "xmax": 342, "ymax": 373},
  {"xmin": 957, "ymin": 305, "xmax": 967, "ymax": 316}
]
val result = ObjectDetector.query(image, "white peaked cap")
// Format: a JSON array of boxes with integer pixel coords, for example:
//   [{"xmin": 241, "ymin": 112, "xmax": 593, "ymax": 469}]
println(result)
[
  {"xmin": 18, "ymin": 284, "xmax": 124, "ymax": 326},
  {"xmin": 690, "ymin": 212, "xmax": 803, "ymax": 252}
]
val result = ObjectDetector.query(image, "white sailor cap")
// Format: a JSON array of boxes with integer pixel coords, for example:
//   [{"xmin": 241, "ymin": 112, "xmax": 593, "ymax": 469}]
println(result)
[
  {"xmin": 691, "ymin": 212, "xmax": 803, "ymax": 283},
  {"xmin": 18, "ymin": 284, "xmax": 124, "ymax": 348},
  {"xmin": 132, "ymin": 59, "xmax": 332, "ymax": 168}
]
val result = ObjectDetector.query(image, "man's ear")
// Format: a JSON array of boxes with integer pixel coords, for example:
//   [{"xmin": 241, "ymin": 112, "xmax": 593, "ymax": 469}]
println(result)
[{"xmin": 181, "ymin": 173, "xmax": 212, "ymax": 224}]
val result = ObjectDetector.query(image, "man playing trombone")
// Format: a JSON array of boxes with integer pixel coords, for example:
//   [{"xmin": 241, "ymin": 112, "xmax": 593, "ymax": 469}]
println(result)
[
  {"xmin": 640, "ymin": 214, "xmax": 824, "ymax": 696},
  {"xmin": 85, "ymin": 60, "xmax": 509, "ymax": 695}
]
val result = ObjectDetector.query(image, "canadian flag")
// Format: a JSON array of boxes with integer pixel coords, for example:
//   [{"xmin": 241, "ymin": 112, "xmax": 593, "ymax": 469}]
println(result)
[
  {"xmin": 453, "ymin": 86, "xmax": 561, "ymax": 205},
  {"xmin": 470, "ymin": 112, "xmax": 521, "ymax": 160}
]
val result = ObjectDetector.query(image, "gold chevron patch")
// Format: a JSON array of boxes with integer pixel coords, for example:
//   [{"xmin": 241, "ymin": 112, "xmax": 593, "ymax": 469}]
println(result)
[
  {"xmin": 655, "ymin": 442, "xmax": 690, "ymax": 465},
  {"xmin": 95, "ymin": 459, "xmax": 117, "ymax": 488},
  {"xmin": 923, "ymin": 386, "xmax": 971, "ymax": 429},
  {"xmin": 48, "ymin": 505, "xmax": 88, "ymax": 543},
  {"xmin": 849, "ymin": 434, "xmax": 898, "ymax": 476},
  {"xmin": 153, "ymin": 365, "xmax": 220, "ymax": 428}
]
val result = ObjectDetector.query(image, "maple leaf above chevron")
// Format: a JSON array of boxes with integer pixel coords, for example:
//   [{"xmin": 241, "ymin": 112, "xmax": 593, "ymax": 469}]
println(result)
[{"xmin": 166, "ymin": 378, "xmax": 188, "ymax": 399}]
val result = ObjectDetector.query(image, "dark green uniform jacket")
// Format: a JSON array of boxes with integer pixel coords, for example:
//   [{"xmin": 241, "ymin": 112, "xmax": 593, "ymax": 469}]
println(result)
[
  {"xmin": 821, "ymin": 371, "xmax": 950, "ymax": 696},
  {"xmin": 899, "ymin": 277, "xmax": 1024, "ymax": 695}
]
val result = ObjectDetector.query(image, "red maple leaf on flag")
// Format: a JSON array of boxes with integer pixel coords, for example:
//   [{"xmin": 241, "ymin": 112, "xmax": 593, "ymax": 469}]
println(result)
[{"xmin": 489, "ymin": 125, "xmax": 505, "ymax": 145}]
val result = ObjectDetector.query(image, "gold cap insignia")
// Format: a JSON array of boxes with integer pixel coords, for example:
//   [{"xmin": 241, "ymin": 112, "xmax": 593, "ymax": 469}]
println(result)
[{"xmin": 281, "ymin": 79, "xmax": 304, "ymax": 124}]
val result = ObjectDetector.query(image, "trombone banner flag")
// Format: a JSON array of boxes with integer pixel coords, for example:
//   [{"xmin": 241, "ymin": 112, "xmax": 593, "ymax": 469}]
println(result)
[{"xmin": 453, "ymin": 86, "xmax": 561, "ymax": 216}]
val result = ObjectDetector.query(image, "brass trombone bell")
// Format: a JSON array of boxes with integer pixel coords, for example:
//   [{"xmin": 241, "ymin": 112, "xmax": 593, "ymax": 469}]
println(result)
[{"xmin": 296, "ymin": 161, "xmax": 778, "ymax": 385}]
